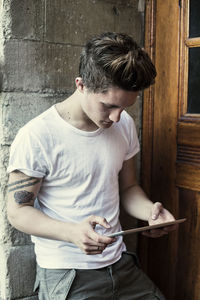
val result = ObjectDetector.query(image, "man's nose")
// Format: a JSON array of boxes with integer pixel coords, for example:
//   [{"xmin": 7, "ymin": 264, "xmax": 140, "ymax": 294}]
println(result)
[{"xmin": 109, "ymin": 108, "xmax": 123, "ymax": 123}]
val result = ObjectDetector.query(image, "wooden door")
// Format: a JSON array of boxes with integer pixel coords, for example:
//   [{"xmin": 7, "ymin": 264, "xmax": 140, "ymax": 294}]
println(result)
[{"xmin": 139, "ymin": 0, "xmax": 200, "ymax": 299}]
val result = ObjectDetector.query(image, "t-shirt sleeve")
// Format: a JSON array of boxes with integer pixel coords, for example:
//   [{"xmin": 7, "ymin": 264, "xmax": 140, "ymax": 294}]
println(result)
[
  {"xmin": 124, "ymin": 114, "xmax": 140, "ymax": 161},
  {"xmin": 7, "ymin": 126, "xmax": 48, "ymax": 178}
]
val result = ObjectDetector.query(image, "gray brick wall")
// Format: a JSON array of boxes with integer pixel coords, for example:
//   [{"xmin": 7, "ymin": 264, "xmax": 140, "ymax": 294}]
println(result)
[{"xmin": 0, "ymin": 0, "xmax": 144, "ymax": 298}]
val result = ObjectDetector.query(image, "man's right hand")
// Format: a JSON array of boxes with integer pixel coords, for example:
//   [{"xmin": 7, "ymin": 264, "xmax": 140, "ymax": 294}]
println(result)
[{"xmin": 70, "ymin": 215, "xmax": 116, "ymax": 255}]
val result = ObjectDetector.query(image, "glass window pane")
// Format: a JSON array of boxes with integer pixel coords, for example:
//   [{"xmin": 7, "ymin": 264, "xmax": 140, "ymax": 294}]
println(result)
[
  {"xmin": 189, "ymin": 0, "xmax": 200, "ymax": 38},
  {"xmin": 187, "ymin": 47, "xmax": 200, "ymax": 113}
]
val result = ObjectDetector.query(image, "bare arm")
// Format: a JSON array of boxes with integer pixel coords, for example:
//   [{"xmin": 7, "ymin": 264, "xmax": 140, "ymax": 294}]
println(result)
[
  {"xmin": 7, "ymin": 170, "xmax": 71, "ymax": 240},
  {"xmin": 119, "ymin": 157, "xmax": 154, "ymax": 220},
  {"xmin": 119, "ymin": 157, "xmax": 176, "ymax": 237},
  {"xmin": 7, "ymin": 171, "xmax": 114, "ymax": 254}
]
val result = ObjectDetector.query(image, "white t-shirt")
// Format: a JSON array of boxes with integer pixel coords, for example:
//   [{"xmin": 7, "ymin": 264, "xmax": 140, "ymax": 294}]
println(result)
[{"xmin": 7, "ymin": 105, "xmax": 140, "ymax": 269}]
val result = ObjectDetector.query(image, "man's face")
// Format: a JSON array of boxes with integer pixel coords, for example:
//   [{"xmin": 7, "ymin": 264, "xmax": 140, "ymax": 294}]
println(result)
[{"xmin": 80, "ymin": 87, "xmax": 139, "ymax": 129}]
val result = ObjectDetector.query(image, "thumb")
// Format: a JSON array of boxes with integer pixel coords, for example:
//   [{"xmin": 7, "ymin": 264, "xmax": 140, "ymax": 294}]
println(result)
[{"xmin": 151, "ymin": 202, "xmax": 163, "ymax": 220}]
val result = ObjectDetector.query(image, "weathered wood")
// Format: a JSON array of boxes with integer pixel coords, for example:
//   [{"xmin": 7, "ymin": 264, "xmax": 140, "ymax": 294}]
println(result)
[
  {"xmin": 185, "ymin": 37, "xmax": 200, "ymax": 47},
  {"xmin": 176, "ymin": 163, "xmax": 200, "ymax": 191},
  {"xmin": 141, "ymin": 0, "xmax": 156, "ymax": 196},
  {"xmin": 147, "ymin": 1, "xmax": 180, "ymax": 298},
  {"xmin": 178, "ymin": 122, "xmax": 200, "ymax": 147},
  {"xmin": 140, "ymin": 0, "xmax": 180, "ymax": 299},
  {"xmin": 140, "ymin": 0, "xmax": 200, "ymax": 299},
  {"xmin": 175, "ymin": 189, "xmax": 200, "ymax": 300},
  {"xmin": 178, "ymin": 0, "xmax": 189, "ymax": 117},
  {"xmin": 139, "ymin": 0, "xmax": 156, "ymax": 272}
]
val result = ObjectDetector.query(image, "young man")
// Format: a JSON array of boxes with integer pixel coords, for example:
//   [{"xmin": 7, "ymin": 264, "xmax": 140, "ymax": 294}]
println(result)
[{"xmin": 7, "ymin": 32, "xmax": 176, "ymax": 299}]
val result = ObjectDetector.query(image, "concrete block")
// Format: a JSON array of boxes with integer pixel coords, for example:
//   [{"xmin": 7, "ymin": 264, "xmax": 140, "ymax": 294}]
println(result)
[
  {"xmin": 2, "ymin": 0, "xmax": 44, "ymax": 40},
  {"xmin": 125, "ymin": 93, "xmax": 142, "ymax": 178},
  {"xmin": 126, "ymin": 93, "xmax": 142, "ymax": 134},
  {"xmin": 45, "ymin": 0, "xmax": 141, "ymax": 44},
  {"xmin": 18, "ymin": 296, "xmax": 38, "ymax": 300},
  {"xmin": 45, "ymin": 0, "xmax": 114, "ymax": 44},
  {"xmin": 0, "ymin": 245, "xmax": 9, "ymax": 300},
  {"xmin": 114, "ymin": 3, "xmax": 142, "ymax": 43},
  {"xmin": 0, "ymin": 245, "xmax": 37, "ymax": 300},
  {"xmin": 7, "ymin": 245, "xmax": 37, "ymax": 299},
  {"xmin": 0, "ymin": 92, "xmax": 69, "ymax": 144},
  {"xmin": 4, "ymin": 222, "xmax": 33, "ymax": 247},
  {"xmin": 138, "ymin": 0, "xmax": 145, "ymax": 13},
  {"xmin": 2, "ymin": 40, "xmax": 80, "ymax": 93},
  {"xmin": 17, "ymin": 296, "xmax": 38, "ymax": 300}
]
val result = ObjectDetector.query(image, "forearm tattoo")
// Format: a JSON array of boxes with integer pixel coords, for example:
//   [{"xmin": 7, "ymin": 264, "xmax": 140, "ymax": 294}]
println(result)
[
  {"xmin": 8, "ymin": 176, "xmax": 40, "ymax": 204},
  {"xmin": 8, "ymin": 177, "xmax": 39, "ymax": 191},
  {"xmin": 14, "ymin": 190, "xmax": 35, "ymax": 204}
]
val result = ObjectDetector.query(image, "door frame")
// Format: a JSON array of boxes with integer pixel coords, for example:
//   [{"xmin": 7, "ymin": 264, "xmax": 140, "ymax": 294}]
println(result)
[{"xmin": 139, "ymin": 1, "xmax": 180, "ymax": 299}]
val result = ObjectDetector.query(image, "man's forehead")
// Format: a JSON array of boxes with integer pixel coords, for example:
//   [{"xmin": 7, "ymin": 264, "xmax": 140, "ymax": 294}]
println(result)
[{"xmin": 100, "ymin": 88, "xmax": 139, "ymax": 107}]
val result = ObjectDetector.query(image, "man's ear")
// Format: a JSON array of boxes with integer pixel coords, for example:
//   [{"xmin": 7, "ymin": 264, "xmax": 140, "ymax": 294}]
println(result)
[{"xmin": 75, "ymin": 77, "xmax": 84, "ymax": 93}]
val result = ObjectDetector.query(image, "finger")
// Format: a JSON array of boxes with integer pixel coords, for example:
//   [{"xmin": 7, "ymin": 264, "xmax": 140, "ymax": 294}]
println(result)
[
  {"xmin": 89, "ymin": 230, "xmax": 116, "ymax": 245},
  {"xmin": 82, "ymin": 228, "xmax": 115, "ymax": 246},
  {"xmin": 163, "ymin": 224, "xmax": 178, "ymax": 233},
  {"xmin": 151, "ymin": 202, "xmax": 163, "ymax": 220},
  {"xmin": 84, "ymin": 245, "xmax": 106, "ymax": 255},
  {"xmin": 88, "ymin": 245, "xmax": 106, "ymax": 252},
  {"xmin": 88, "ymin": 215, "xmax": 111, "ymax": 229},
  {"xmin": 83, "ymin": 239, "xmax": 107, "ymax": 248},
  {"xmin": 81, "ymin": 241, "xmax": 104, "ymax": 253}
]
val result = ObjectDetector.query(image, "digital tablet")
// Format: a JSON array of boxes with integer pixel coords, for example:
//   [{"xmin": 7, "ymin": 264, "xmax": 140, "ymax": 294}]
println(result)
[{"xmin": 107, "ymin": 218, "xmax": 186, "ymax": 238}]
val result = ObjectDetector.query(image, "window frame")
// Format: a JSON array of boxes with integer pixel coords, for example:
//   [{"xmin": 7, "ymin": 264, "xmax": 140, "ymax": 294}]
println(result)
[{"xmin": 179, "ymin": 0, "xmax": 200, "ymax": 121}]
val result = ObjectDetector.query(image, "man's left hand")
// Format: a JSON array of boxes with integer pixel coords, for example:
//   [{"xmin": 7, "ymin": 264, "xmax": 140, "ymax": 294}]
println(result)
[{"xmin": 142, "ymin": 202, "xmax": 178, "ymax": 238}]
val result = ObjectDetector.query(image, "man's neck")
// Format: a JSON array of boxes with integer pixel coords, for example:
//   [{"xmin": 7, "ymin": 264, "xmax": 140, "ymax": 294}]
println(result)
[{"xmin": 55, "ymin": 90, "xmax": 98, "ymax": 131}]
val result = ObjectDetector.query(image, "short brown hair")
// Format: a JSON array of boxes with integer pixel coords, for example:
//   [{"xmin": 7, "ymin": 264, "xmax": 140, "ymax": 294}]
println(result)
[{"xmin": 79, "ymin": 32, "xmax": 156, "ymax": 93}]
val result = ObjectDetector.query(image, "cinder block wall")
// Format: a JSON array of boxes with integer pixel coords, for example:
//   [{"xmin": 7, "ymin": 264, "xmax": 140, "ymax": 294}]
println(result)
[{"xmin": 0, "ymin": 0, "xmax": 144, "ymax": 299}]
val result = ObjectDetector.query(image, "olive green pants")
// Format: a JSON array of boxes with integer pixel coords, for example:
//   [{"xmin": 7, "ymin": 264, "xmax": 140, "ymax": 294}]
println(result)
[{"xmin": 34, "ymin": 252, "xmax": 165, "ymax": 300}]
